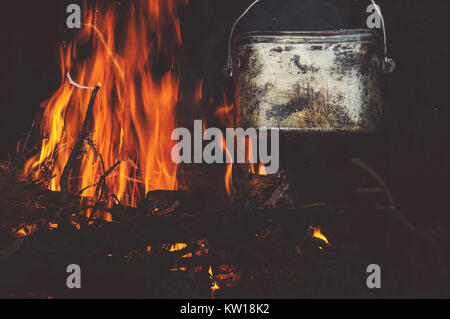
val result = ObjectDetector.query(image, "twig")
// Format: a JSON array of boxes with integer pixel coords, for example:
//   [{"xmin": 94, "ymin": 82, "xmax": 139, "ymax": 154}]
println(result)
[
  {"xmin": 94, "ymin": 160, "xmax": 121, "ymax": 201},
  {"xmin": 15, "ymin": 121, "xmax": 36, "ymax": 162},
  {"xmin": 86, "ymin": 137, "xmax": 106, "ymax": 175},
  {"xmin": 355, "ymin": 187, "xmax": 383, "ymax": 194},
  {"xmin": 111, "ymin": 194, "xmax": 121, "ymax": 205},
  {"xmin": 60, "ymin": 85, "xmax": 101, "ymax": 196},
  {"xmin": 352, "ymin": 158, "xmax": 416, "ymax": 232},
  {"xmin": 353, "ymin": 159, "xmax": 449, "ymax": 284},
  {"xmin": 76, "ymin": 185, "xmax": 96, "ymax": 196},
  {"xmin": 23, "ymin": 121, "xmax": 35, "ymax": 153},
  {"xmin": 88, "ymin": 160, "xmax": 122, "ymax": 221}
]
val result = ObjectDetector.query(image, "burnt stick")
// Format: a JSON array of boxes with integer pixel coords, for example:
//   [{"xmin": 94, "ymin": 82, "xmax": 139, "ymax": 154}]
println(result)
[{"xmin": 60, "ymin": 86, "xmax": 101, "ymax": 196}]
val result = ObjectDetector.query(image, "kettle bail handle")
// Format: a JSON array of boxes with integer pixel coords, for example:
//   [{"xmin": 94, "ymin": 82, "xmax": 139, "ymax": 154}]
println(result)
[
  {"xmin": 224, "ymin": 0, "xmax": 395, "ymax": 78},
  {"xmin": 224, "ymin": 0, "xmax": 262, "ymax": 78}
]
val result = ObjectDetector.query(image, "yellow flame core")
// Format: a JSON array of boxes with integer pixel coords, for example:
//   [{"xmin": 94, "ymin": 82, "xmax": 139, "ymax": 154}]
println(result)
[
  {"xmin": 169, "ymin": 243, "xmax": 188, "ymax": 252},
  {"xmin": 310, "ymin": 226, "xmax": 330, "ymax": 245},
  {"xmin": 209, "ymin": 266, "xmax": 221, "ymax": 292}
]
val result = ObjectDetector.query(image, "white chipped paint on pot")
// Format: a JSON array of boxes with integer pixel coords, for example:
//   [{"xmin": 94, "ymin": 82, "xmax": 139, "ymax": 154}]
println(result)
[{"xmin": 232, "ymin": 30, "xmax": 384, "ymax": 133}]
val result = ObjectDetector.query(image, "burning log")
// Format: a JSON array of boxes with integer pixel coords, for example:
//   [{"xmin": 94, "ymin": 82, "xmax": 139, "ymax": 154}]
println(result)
[
  {"xmin": 21, "ymin": 0, "xmax": 185, "ymax": 208},
  {"xmin": 1, "ymin": 150, "xmax": 450, "ymax": 298}
]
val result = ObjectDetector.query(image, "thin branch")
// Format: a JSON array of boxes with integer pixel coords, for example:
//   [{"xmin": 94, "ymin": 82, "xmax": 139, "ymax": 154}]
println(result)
[
  {"xmin": 86, "ymin": 137, "xmax": 106, "ymax": 175},
  {"xmin": 60, "ymin": 85, "xmax": 101, "ymax": 197},
  {"xmin": 94, "ymin": 160, "xmax": 122, "ymax": 201},
  {"xmin": 352, "ymin": 158, "xmax": 416, "ymax": 232}
]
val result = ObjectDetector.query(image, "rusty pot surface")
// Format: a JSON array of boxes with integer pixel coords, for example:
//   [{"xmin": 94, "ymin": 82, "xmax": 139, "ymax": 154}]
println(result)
[
  {"xmin": 232, "ymin": 29, "xmax": 385, "ymax": 133},
  {"xmin": 225, "ymin": 0, "xmax": 395, "ymax": 134}
]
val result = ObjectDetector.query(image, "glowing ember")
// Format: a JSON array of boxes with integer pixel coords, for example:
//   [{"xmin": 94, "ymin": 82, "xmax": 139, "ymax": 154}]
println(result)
[
  {"xmin": 216, "ymin": 265, "xmax": 241, "ymax": 288},
  {"xmin": 209, "ymin": 266, "xmax": 221, "ymax": 292},
  {"xmin": 309, "ymin": 226, "xmax": 331, "ymax": 246},
  {"xmin": 103, "ymin": 213, "xmax": 113, "ymax": 223},
  {"xmin": 169, "ymin": 242, "xmax": 191, "ymax": 258},
  {"xmin": 194, "ymin": 239, "xmax": 209, "ymax": 257},
  {"xmin": 48, "ymin": 223, "xmax": 59, "ymax": 230},
  {"xmin": 71, "ymin": 221, "xmax": 81, "ymax": 230},
  {"xmin": 15, "ymin": 225, "xmax": 37, "ymax": 238},
  {"xmin": 211, "ymin": 281, "xmax": 220, "ymax": 292},
  {"xmin": 169, "ymin": 243, "xmax": 188, "ymax": 252}
]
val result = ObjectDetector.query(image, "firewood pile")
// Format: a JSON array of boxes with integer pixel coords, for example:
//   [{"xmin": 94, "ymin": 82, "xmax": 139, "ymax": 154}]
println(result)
[{"xmin": 0, "ymin": 134, "xmax": 448, "ymax": 299}]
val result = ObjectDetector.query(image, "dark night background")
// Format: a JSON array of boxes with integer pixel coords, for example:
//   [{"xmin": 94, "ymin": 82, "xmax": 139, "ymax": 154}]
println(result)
[{"xmin": 0, "ymin": 0, "xmax": 449, "ymax": 232}]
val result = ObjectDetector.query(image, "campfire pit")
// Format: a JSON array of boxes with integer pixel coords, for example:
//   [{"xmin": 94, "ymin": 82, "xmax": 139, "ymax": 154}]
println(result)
[{"xmin": 0, "ymin": 0, "xmax": 449, "ymax": 300}]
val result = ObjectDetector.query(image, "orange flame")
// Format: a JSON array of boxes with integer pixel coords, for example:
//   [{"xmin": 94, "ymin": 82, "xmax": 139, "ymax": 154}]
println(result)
[
  {"xmin": 195, "ymin": 79, "xmax": 203, "ymax": 103},
  {"xmin": 309, "ymin": 226, "xmax": 330, "ymax": 245},
  {"xmin": 15, "ymin": 225, "xmax": 37, "ymax": 238},
  {"xmin": 23, "ymin": 0, "xmax": 188, "ymax": 207},
  {"xmin": 250, "ymin": 163, "xmax": 267, "ymax": 176},
  {"xmin": 215, "ymin": 94, "xmax": 235, "ymax": 200},
  {"xmin": 223, "ymin": 141, "xmax": 234, "ymax": 199},
  {"xmin": 209, "ymin": 266, "xmax": 221, "ymax": 292}
]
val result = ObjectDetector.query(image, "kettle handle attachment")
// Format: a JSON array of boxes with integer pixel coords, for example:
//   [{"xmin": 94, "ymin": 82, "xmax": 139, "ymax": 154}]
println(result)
[
  {"xmin": 370, "ymin": 2, "xmax": 396, "ymax": 73},
  {"xmin": 224, "ymin": 0, "xmax": 396, "ymax": 78},
  {"xmin": 224, "ymin": 0, "xmax": 262, "ymax": 78}
]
